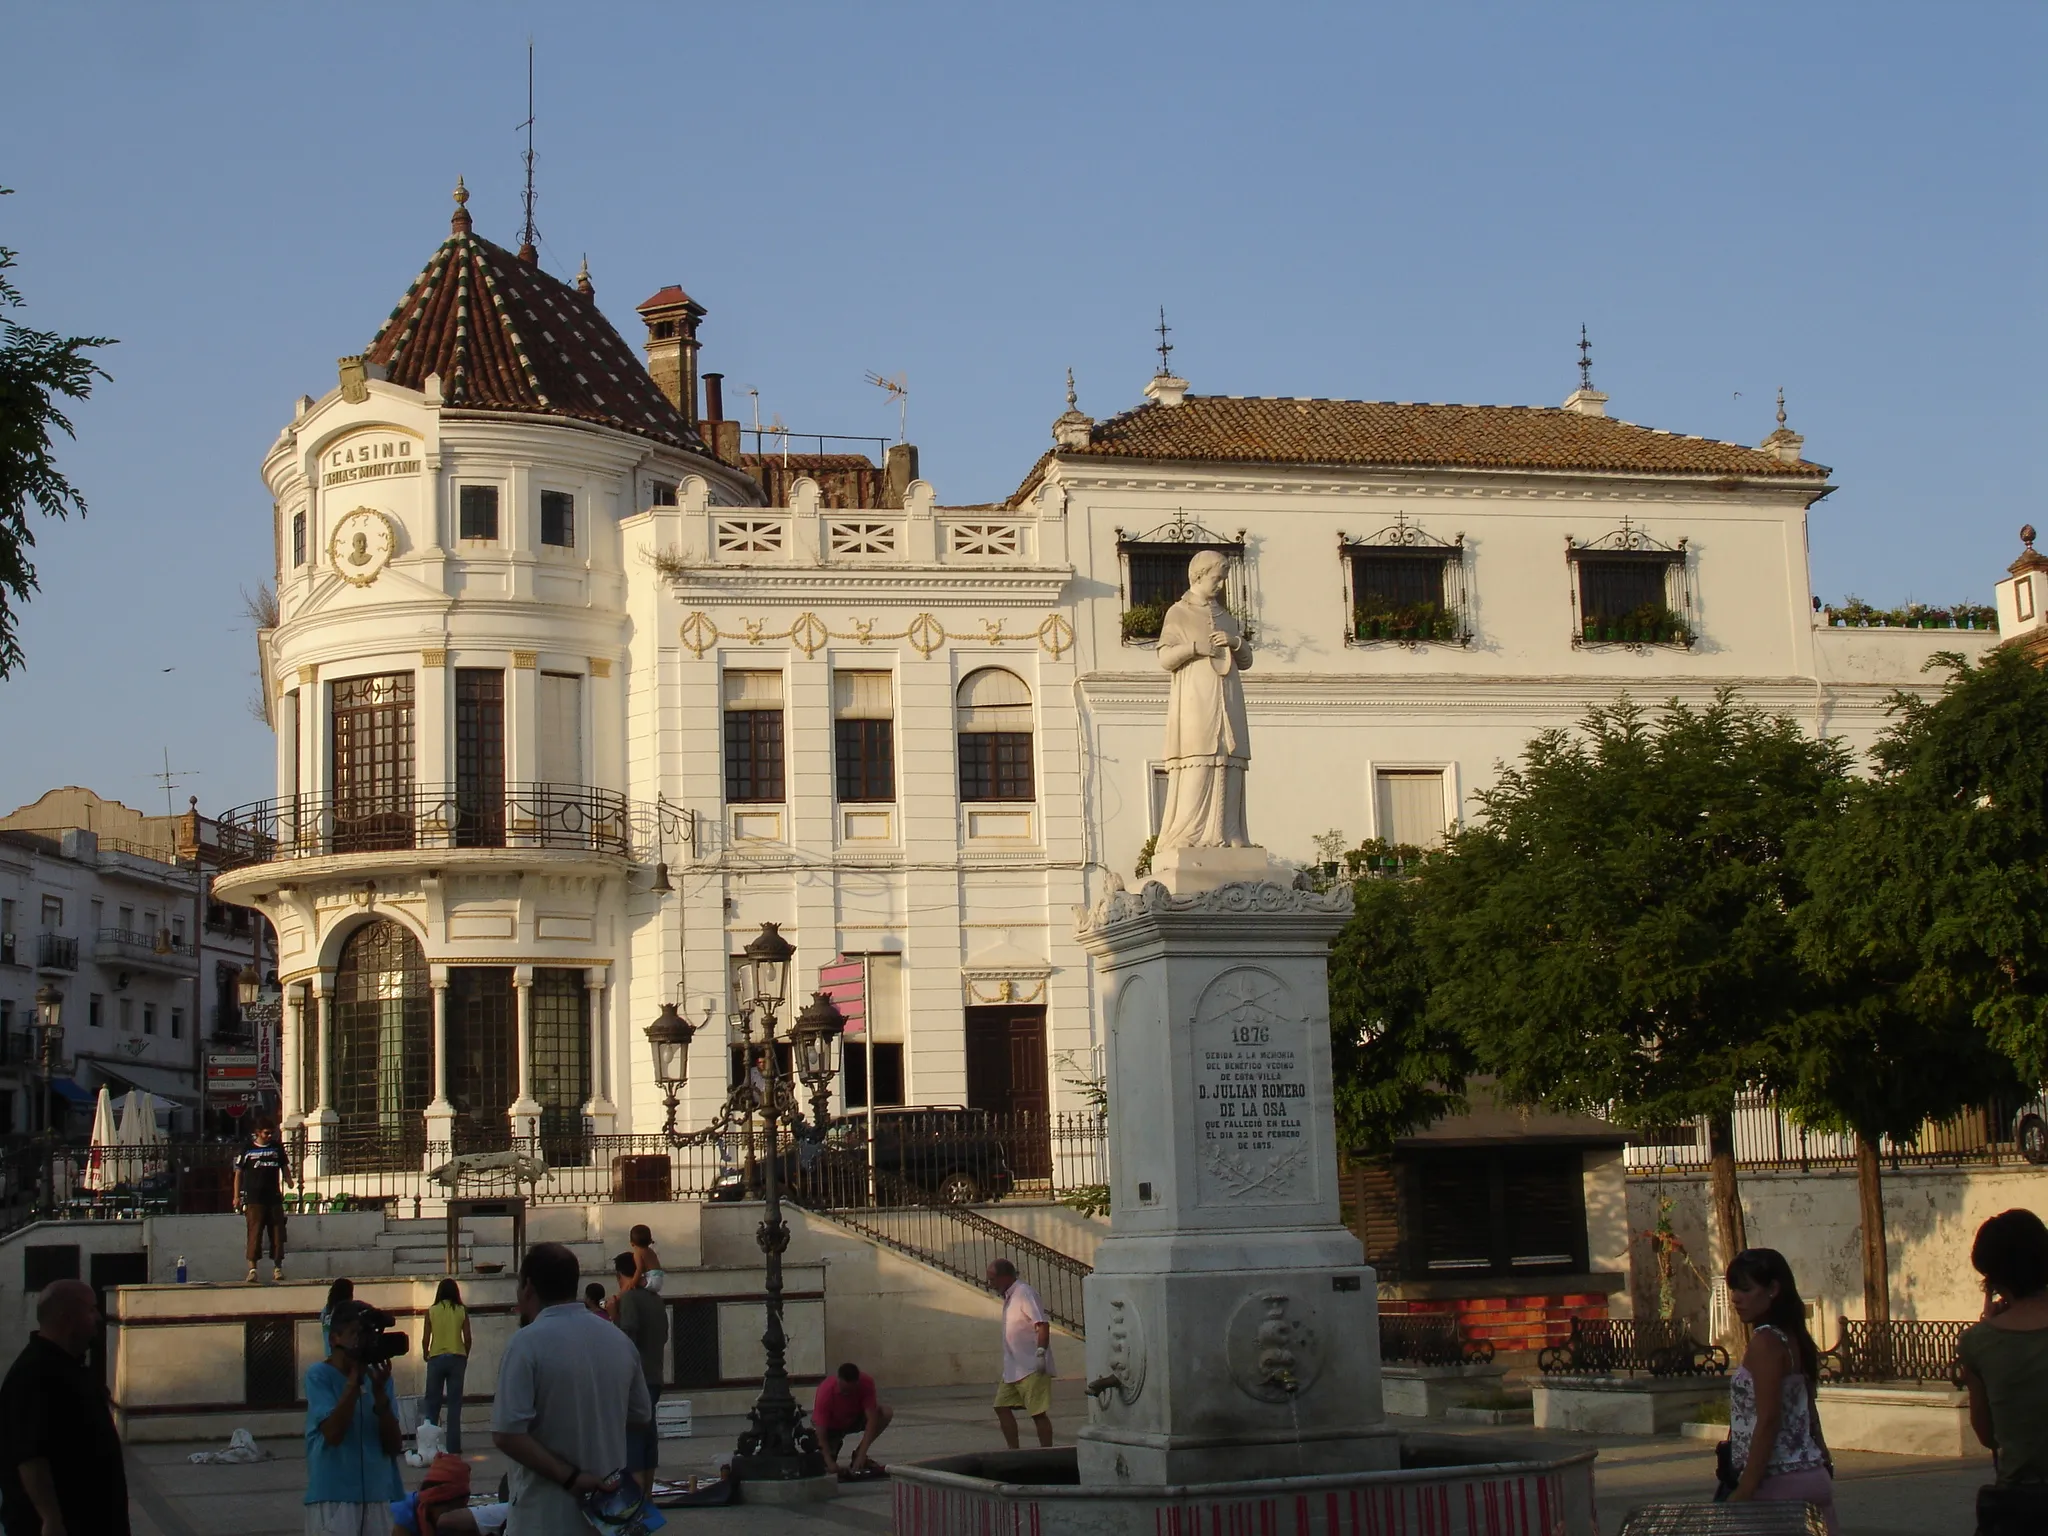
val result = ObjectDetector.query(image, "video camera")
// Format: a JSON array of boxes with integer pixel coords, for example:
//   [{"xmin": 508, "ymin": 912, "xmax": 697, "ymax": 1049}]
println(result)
[{"xmin": 340, "ymin": 1305, "xmax": 411, "ymax": 1365}]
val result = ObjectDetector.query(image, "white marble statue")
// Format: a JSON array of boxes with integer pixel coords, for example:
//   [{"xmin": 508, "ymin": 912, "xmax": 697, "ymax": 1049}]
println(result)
[{"xmin": 1156, "ymin": 549, "xmax": 1254, "ymax": 849}]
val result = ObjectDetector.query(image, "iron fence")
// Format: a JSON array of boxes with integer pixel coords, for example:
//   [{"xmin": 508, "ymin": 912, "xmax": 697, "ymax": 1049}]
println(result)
[
  {"xmin": 1538, "ymin": 1318, "xmax": 1729, "ymax": 1378},
  {"xmin": 1625, "ymin": 1091, "xmax": 2032, "ymax": 1174},
  {"xmin": 1, "ymin": 1110, "xmax": 1111, "ymax": 1224},
  {"xmin": 1819, "ymin": 1319, "xmax": 1967, "ymax": 1386}
]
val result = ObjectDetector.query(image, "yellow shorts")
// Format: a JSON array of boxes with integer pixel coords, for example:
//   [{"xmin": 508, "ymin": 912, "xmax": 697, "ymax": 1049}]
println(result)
[{"xmin": 993, "ymin": 1371, "xmax": 1052, "ymax": 1416}]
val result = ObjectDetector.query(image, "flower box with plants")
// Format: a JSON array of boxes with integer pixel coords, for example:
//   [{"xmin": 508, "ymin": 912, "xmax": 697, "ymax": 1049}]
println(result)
[
  {"xmin": 1354, "ymin": 600, "xmax": 1460, "ymax": 644},
  {"xmin": 1120, "ymin": 600, "xmax": 1168, "ymax": 642},
  {"xmin": 1580, "ymin": 603, "xmax": 1693, "ymax": 646}
]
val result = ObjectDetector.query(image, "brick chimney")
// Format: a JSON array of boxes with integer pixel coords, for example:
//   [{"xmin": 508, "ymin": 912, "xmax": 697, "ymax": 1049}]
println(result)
[{"xmin": 635, "ymin": 285, "xmax": 708, "ymax": 432}]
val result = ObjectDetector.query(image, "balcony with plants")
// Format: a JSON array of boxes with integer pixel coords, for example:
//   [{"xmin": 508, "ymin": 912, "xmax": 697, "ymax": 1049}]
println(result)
[{"xmin": 1353, "ymin": 599, "xmax": 1461, "ymax": 645}]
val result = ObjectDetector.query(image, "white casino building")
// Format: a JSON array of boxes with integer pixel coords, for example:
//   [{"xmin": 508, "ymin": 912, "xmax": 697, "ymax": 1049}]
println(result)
[{"xmin": 215, "ymin": 185, "xmax": 1989, "ymax": 1169}]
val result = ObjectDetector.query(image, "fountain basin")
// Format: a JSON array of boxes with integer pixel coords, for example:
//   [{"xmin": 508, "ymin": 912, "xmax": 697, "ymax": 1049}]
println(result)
[{"xmin": 892, "ymin": 1434, "xmax": 1600, "ymax": 1535}]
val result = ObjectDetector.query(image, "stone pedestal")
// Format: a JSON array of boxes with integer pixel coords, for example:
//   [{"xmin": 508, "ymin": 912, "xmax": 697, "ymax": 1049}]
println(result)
[{"xmin": 1073, "ymin": 874, "xmax": 1398, "ymax": 1485}]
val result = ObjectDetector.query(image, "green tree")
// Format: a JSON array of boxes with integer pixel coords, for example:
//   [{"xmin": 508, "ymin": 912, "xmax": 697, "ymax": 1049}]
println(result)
[
  {"xmin": 0, "ymin": 188, "xmax": 112, "ymax": 677},
  {"xmin": 1327, "ymin": 865, "xmax": 1472, "ymax": 1156},
  {"xmin": 1420, "ymin": 693, "xmax": 1853, "ymax": 1305},
  {"xmin": 1796, "ymin": 647, "xmax": 2048, "ymax": 1085},
  {"xmin": 1791, "ymin": 647, "xmax": 2047, "ymax": 1321}
]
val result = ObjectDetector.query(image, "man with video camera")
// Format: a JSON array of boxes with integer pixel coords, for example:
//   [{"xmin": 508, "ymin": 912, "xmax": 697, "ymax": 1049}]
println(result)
[{"xmin": 303, "ymin": 1296, "xmax": 405, "ymax": 1535}]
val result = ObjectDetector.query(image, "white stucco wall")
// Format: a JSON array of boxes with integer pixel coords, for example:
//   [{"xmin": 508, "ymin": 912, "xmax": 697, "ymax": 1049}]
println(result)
[{"xmin": 1625, "ymin": 1165, "xmax": 2047, "ymax": 1345}]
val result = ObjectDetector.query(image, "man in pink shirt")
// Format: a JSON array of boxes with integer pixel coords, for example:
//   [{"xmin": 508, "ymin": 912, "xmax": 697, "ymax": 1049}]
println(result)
[{"xmin": 812, "ymin": 1362, "xmax": 893, "ymax": 1476}]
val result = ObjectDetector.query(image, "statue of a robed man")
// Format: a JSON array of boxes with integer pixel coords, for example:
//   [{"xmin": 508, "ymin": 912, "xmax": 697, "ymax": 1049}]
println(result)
[{"xmin": 1155, "ymin": 549, "xmax": 1254, "ymax": 850}]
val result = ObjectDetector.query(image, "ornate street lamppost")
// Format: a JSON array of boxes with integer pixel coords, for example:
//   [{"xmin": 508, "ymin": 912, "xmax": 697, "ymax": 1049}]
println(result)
[
  {"xmin": 725, "ymin": 922, "xmax": 831, "ymax": 1488},
  {"xmin": 643, "ymin": 1002, "xmax": 697, "ymax": 1141}
]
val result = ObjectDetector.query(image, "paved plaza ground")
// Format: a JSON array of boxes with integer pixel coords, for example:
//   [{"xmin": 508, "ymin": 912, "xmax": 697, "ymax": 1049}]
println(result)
[{"xmin": 122, "ymin": 1378, "xmax": 1988, "ymax": 1536}]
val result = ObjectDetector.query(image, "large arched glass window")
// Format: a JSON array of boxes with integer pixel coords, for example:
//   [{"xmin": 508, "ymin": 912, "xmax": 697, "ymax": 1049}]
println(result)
[
  {"xmin": 332, "ymin": 919, "xmax": 430, "ymax": 1157},
  {"xmin": 956, "ymin": 668, "xmax": 1035, "ymax": 802}
]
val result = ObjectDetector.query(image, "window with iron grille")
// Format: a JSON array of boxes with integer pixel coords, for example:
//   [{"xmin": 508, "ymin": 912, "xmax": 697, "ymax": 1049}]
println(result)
[
  {"xmin": 330, "ymin": 673, "xmax": 415, "ymax": 852},
  {"xmin": 956, "ymin": 668, "xmax": 1034, "ymax": 802},
  {"xmin": 1567, "ymin": 524, "xmax": 1692, "ymax": 646},
  {"xmin": 723, "ymin": 671, "xmax": 785, "ymax": 804},
  {"xmin": 1576, "ymin": 556, "xmax": 1677, "ymax": 627},
  {"xmin": 446, "ymin": 967, "xmax": 515, "ymax": 1152},
  {"xmin": 458, "ymin": 485, "xmax": 500, "ymax": 541},
  {"xmin": 291, "ymin": 510, "xmax": 307, "ymax": 567},
  {"xmin": 1114, "ymin": 518, "xmax": 1246, "ymax": 644},
  {"xmin": 332, "ymin": 919, "xmax": 431, "ymax": 1144},
  {"xmin": 530, "ymin": 969, "xmax": 591, "ymax": 1140},
  {"xmin": 833, "ymin": 671, "xmax": 895, "ymax": 803},
  {"xmin": 1342, "ymin": 520, "xmax": 1468, "ymax": 646},
  {"xmin": 541, "ymin": 490, "xmax": 576, "ymax": 548},
  {"xmin": 455, "ymin": 669, "xmax": 506, "ymax": 847}
]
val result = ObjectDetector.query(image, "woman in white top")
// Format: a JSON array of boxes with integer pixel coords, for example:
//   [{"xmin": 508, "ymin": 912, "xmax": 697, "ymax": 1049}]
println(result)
[{"xmin": 1724, "ymin": 1247, "xmax": 1836, "ymax": 1534}]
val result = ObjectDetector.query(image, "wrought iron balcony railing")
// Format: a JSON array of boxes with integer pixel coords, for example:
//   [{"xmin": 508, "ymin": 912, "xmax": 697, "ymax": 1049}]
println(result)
[
  {"xmin": 95, "ymin": 928, "xmax": 198, "ymax": 971},
  {"xmin": 214, "ymin": 784, "xmax": 669, "ymax": 869}
]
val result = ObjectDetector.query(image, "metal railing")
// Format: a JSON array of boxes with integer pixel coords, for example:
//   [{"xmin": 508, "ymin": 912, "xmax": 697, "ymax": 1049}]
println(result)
[
  {"xmin": 799, "ymin": 1169, "xmax": 1092, "ymax": 1334},
  {"xmin": 35, "ymin": 933, "xmax": 78, "ymax": 971},
  {"xmin": 1538, "ymin": 1318, "xmax": 1729, "ymax": 1378},
  {"xmin": 1819, "ymin": 1320, "xmax": 1967, "ymax": 1386},
  {"xmin": 1625, "ymin": 1091, "xmax": 2031, "ymax": 1174},
  {"xmin": 95, "ymin": 928, "xmax": 197, "ymax": 968},
  {"xmin": 3, "ymin": 1111, "xmax": 1112, "ymax": 1222},
  {"xmin": 213, "ymin": 784, "xmax": 663, "ymax": 867},
  {"xmin": 1379, "ymin": 1313, "xmax": 1497, "ymax": 1367}
]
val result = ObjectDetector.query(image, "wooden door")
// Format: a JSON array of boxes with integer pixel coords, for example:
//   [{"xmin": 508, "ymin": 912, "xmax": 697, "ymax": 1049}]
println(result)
[{"xmin": 964, "ymin": 1006, "xmax": 1050, "ymax": 1178}]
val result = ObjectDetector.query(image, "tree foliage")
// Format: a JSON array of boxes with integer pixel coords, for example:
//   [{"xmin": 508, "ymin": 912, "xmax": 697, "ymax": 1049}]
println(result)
[
  {"xmin": 1796, "ymin": 646, "xmax": 2048, "ymax": 1084},
  {"xmin": 0, "ymin": 187, "xmax": 113, "ymax": 677},
  {"xmin": 1419, "ymin": 692, "xmax": 1851, "ymax": 1129},
  {"xmin": 1327, "ymin": 867, "xmax": 1472, "ymax": 1155}
]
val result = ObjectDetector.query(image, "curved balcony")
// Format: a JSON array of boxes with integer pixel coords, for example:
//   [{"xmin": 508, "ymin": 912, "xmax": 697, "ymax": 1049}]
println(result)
[{"xmin": 215, "ymin": 784, "xmax": 686, "ymax": 870}]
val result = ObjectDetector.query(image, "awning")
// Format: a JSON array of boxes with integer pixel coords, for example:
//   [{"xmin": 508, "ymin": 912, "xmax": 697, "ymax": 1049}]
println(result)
[
  {"xmin": 92, "ymin": 1062, "xmax": 198, "ymax": 1107},
  {"xmin": 48, "ymin": 1078, "xmax": 94, "ymax": 1107}
]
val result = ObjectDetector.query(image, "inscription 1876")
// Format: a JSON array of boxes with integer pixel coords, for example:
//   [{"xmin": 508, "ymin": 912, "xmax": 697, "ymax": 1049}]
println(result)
[{"xmin": 1196, "ymin": 1021, "xmax": 1308, "ymax": 1155}]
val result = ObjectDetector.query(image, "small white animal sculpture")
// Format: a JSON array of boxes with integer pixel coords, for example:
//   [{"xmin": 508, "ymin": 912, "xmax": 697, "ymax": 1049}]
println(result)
[{"xmin": 427, "ymin": 1148, "xmax": 549, "ymax": 1193}]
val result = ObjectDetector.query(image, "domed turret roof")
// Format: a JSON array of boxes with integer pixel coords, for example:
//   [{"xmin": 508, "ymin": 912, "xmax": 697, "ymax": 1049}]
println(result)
[{"xmin": 365, "ymin": 182, "xmax": 708, "ymax": 455}]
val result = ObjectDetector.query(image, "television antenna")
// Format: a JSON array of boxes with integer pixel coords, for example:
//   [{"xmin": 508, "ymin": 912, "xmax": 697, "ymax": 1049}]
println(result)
[
  {"xmin": 767, "ymin": 413, "xmax": 790, "ymax": 469},
  {"xmin": 515, "ymin": 39, "xmax": 541, "ymax": 257},
  {"xmin": 865, "ymin": 371, "xmax": 908, "ymax": 443},
  {"xmin": 153, "ymin": 747, "xmax": 195, "ymax": 819}
]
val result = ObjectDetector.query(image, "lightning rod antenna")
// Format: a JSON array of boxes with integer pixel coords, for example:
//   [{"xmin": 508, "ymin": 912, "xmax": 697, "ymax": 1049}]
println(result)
[{"xmin": 517, "ymin": 39, "xmax": 540, "ymax": 259}]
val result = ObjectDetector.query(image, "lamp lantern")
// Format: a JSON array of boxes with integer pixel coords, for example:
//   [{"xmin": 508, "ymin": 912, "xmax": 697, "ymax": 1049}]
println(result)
[
  {"xmin": 236, "ymin": 963, "xmax": 263, "ymax": 1008},
  {"xmin": 741, "ymin": 922, "xmax": 795, "ymax": 1014},
  {"xmin": 645, "ymin": 1003, "xmax": 696, "ymax": 1094},
  {"xmin": 792, "ymin": 991, "xmax": 847, "ymax": 1092}
]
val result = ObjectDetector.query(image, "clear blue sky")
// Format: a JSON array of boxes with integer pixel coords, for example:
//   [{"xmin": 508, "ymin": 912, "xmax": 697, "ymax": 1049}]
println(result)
[{"xmin": 0, "ymin": 2, "xmax": 2039, "ymax": 817}]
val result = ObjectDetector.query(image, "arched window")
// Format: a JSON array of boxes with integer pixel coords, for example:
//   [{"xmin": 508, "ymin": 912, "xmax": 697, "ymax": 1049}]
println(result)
[
  {"xmin": 956, "ymin": 668, "xmax": 1035, "ymax": 802},
  {"xmin": 332, "ymin": 920, "xmax": 430, "ymax": 1157}
]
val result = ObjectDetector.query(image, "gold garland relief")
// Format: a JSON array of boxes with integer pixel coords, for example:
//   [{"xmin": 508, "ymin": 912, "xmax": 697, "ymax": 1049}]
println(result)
[{"xmin": 681, "ymin": 610, "xmax": 1074, "ymax": 661}]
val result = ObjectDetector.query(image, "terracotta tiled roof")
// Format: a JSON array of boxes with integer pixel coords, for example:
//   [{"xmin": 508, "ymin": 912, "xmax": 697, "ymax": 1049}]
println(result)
[
  {"xmin": 636, "ymin": 284, "xmax": 702, "ymax": 315},
  {"xmin": 1008, "ymin": 395, "xmax": 1827, "ymax": 505},
  {"xmin": 366, "ymin": 206, "xmax": 706, "ymax": 453}
]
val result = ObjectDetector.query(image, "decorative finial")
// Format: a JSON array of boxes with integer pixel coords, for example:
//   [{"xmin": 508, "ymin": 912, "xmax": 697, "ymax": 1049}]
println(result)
[
  {"xmin": 450, "ymin": 176, "xmax": 473, "ymax": 235},
  {"xmin": 1776, "ymin": 386, "xmax": 1787, "ymax": 429},
  {"xmin": 1578, "ymin": 324, "xmax": 1593, "ymax": 392},
  {"xmin": 1065, "ymin": 367, "xmax": 1077, "ymax": 410},
  {"xmin": 576, "ymin": 255, "xmax": 593, "ymax": 296},
  {"xmin": 517, "ymin": 40, "xmax": 541, "ymax": 264},
  {"xmin": 1154, "ymin": 307, "xmax": 1175, "ymax": 378},
  {"xmin": 2024, "ymin": 524, "xmax": 2038, "ymax": 551}
]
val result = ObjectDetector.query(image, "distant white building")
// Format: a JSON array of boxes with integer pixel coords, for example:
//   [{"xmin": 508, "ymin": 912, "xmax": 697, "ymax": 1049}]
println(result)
[
  {"xmin": 0, "ymin": 790, "xmax": 273, "ymax": 1136},
  {"xmin": 215, "ymin": 185, "xmax": 1995, "ymax": 1169}
]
